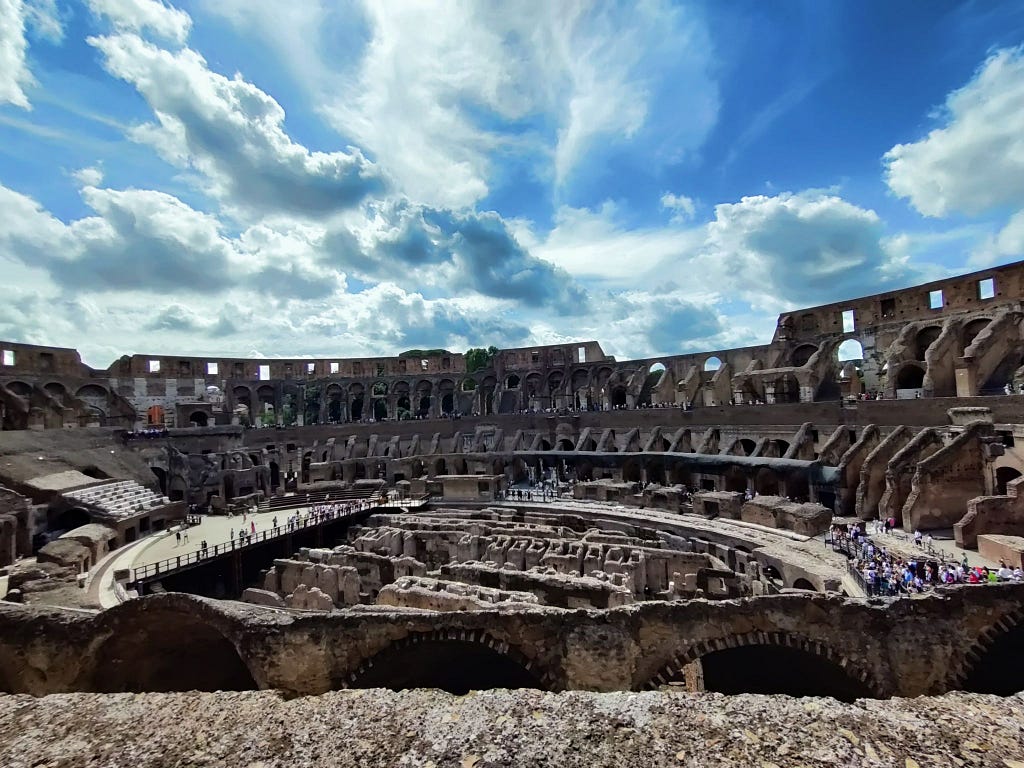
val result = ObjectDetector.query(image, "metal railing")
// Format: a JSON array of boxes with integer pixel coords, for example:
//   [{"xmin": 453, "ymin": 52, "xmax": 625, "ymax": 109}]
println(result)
[{"xmin": 130, "ymin": 495, "xmax": 430, "ymax": 585}]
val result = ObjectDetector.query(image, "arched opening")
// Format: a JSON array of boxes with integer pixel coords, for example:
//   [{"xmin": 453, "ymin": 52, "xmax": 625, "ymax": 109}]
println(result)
[
  {"xmin": 372, "ymin": 399, "xmax": 388, "ymax": 421},
  {"xmin": 611, "ymin": 387, "xmax": 627, "ymax": 408},
  {"xmin": 433, "ymin": 458, "xmax": 448, "ymax": 476},
  {"xmin": 461, "ymin": 378, "xmax": 477, "ymax": 392},
  {"xmin": 962, "ymin": 318, "xmax": 990, "ymax": 353},
  {"xmin": 996, "ymin": 467, "xmax": 1023, "ymax": 495},
  {"xmin": 915, "ymin": 326, "xmax": 942, "ymax": 360},
  {"xmin": 773, "ymin": 374, "xmax": 799, "ymax": 403},
  {"xmin": 896, "ymin": 364, "xmax": 925, "ymax": 390},
  {"xmin": 622, "ymin": 460, "xmax": 642, "ymax": 484},
  {"xmin": 151, "ymin": 466, "xmax": 168, "ymax": 495},
  {"xmin": 960, "ymin": 621, "xmax": 1024, "ymax": 695},
  {"xmin": 697, "ymin": 643, "xmax": 871, "ymax": 701},
  {"xmin": 755, "ymin": 467, "xmax": 780, "ymax": 496},
  {"xmin": 269, "ymin": 461, "xmax": 280, "ymax": 490},
  {"xmin": 791, "ymin": 344, "xmax": 818, "ymax": 367},
  {"xmin": 638, "ymin": 362, "xmax": 667, "ymax": 406},
  {"xmin": 52, "ymin": 507, "xmax": 90, "ymax": 534},
  {"xmin": 396, "ymin": 395, "xmax": 411, "ymax": 418},
  {"xmin": 537, "ymin": 439, "xmax": 552, "ymax": 451},
  {"xmin": 703, "ymin": 357, "xmax": 722, "ymax": 372},
  {"xmin": 418, "ymin": 395, "xmax": 431, "ymax": 415},
  {"xmin": 556, "ymin": 438, "xmax": 575, "ymax": 452},
  {"xmin": 82, "ymin": 466, "xmax": 109, "ymax": 479},
  {"xmin": 189, "ymin": 411, "xmax": 209, "ymax": 427},
  {"xmin": 441, "ymin": 393, "xmax": 454, "ymax": 414},
  {"xmin": 737, "ymin": 439, "xmax": 757, "ymax": 457},
  {"xmin": 646, "ymin": 462, "xmax": 666, "ymax": 485},
  {"xmin": 506, "ymin": 374, "xmax": 521, "ymax": 389},
  {"xmin": 351, "ymin": 396, "xmax": 364, "ymax": 421},
  {"xmin": 346, "ymin": 638, "xmax": 545, "ymax": 694},
  {"xmin": 92, "ymin": 616, "xmax": 257, "ymax": 693},
  {"xmin": 837, "ymin": 339, "xmax": 864, "ymax": 362},
  {"xmin": 791, "ymin": 578, "xmax": 817, "ymax": 591}
]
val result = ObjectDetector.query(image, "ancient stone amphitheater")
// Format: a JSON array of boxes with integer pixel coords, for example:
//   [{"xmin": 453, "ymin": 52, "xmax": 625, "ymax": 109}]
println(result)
[{"xmin": 2, "ymin": 262, "xmax": 1024, "ymax": 765}]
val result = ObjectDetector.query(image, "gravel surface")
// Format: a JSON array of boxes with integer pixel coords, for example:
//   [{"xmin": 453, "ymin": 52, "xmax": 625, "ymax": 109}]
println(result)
[{"xmin": 1, "ymin": 689, "xmax": 1023, "ymax": 767}]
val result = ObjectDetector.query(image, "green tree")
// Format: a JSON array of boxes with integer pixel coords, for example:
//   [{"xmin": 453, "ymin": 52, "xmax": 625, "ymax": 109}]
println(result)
[{"xmin": 466, "ymin": 345, "xmax": 499, "ymax": 373}]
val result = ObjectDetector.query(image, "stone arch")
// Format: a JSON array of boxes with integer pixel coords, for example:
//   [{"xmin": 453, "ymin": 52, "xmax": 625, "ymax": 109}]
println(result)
[
  {"xmin": 915, "ymin": 325, "xmax": 942, "ymax": 360},
  {"xmin": 790, "ymin": 344, "xmax": 818, "ymax": 367},
  {"xmin": 961, "ymin": 317, "xmax": 991, "ymax": 353},
  {"xmin": 75, "ymin": 383, "xmax": 108, "ymax": 400},
  {"xmin": 188, "ymin": 410, "xmax": 209, "ymax": 427},
  {"xmin": 896, "ymin": 363, "xmax": 925, "ymax": 390},
  {"xmin": 43, "ymin": 381, "xmax": 66, "ymax": 398},
  {"xmin": 610, "ymin": 386, "xmax": 627, "ymax": 408},
  {"xmin": 952, "ymin": 608, "xmax": 1024, "ymax": 695},
  {"xmin": 837, "ymin": 339, "xmax": 864, "ymax": 362},
  {"xmin": 556, "ymin": 437, "xmax": 575, "ymax": 451},
  {"xmin": 460, "ymin": 377, "xmax": 477, "ymax": 392},
  {"xmin": 505, "ymin": 374, "xmax": 521, "ymax": 389},
  {"xmin": 5, "ymin": 380, "xmax": 32, "ymax": 398},
  {"xmin": 643, "ymin": 631, "xmax": 881, "ymax": 700},
  {"xmin": 791, "ymin": 578, "xmax": 816, "ymax": 591},
  {"xmin": 703, "ymin": 356, "xmax": 722, "ymax": 372},
  {"xmin": 996, "ymin": 466, "xmax": 1023, "ymax": 495},
  {"xmin": 342, "ymin": 630, "xmax": 555, "ymax": 693},
  {"xmin": 91, "ymin": 604, "xmax": 258, "ymax": 693}
]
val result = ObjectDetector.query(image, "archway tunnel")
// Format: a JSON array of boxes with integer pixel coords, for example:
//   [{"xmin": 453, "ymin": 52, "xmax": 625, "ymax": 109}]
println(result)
[
  {"xmin": 695, "ymin": 643, "xmax": 872, "ymax": 702},
  {"xmin": 960, "ymin": 621, "xmax": 1024, "ymax": 696},
  {"xmin": 346, "ymin": 638, "xmax": 546, "ymax": 694},
  {"xmin": 92, "ymin": 616, "xmax": 258, "ymax": 693}
]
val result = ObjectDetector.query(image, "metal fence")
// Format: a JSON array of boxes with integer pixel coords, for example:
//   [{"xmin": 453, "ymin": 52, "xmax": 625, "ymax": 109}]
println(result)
[{"xmin": 130, "ymin": 496, "xmax": 429, "ymax": 584}]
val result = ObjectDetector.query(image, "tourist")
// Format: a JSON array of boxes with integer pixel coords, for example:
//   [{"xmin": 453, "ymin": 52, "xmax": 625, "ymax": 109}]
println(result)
[{"xmin": 175, "ymin": 530, "xmax": 181, "ymax": 546}]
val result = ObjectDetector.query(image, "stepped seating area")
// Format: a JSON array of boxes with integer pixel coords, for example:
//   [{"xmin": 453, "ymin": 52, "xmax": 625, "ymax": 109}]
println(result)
[
  {"xmin": 64, "ymin": 480, "xmax": 173, "ymax": 520},
  {"xmin": 258, "ymin": 482, "xmax": 385, "ymax": 513}
]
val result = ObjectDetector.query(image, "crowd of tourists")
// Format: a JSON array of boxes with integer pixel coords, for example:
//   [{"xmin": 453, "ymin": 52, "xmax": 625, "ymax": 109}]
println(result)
[
  {"xmin": 834, "ymin": 522, "xmax": 1023, "ymax": 596},
  {"xmin": 122, "ymin": 427, "xmax": 170, "ymax": 442}
]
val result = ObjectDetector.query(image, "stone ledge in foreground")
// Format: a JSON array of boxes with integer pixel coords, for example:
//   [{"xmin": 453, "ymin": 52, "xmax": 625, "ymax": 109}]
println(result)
[{"xmin": 1, "ymin": 689, "xmax": 1022, "ymax": 768}]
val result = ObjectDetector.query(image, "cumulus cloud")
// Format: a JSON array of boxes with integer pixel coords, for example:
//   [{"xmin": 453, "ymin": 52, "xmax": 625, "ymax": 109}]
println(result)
[
  {"xmin": 696, "ymin": 190, "xmax": 916, "ymax": 308},
  {"xmin": 87, "ymin": 0, "xmax": 192, "ymax": 43},
  {"xmin": 885, "ymin": 47, "xmax": 1024, "ymax": 218},
  {"xmin": 88, "ymin": 32, "xmax": 386, "ymax": 216}
]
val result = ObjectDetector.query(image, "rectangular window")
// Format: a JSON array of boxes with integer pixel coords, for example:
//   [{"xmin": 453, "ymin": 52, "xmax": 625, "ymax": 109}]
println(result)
[
  {"xmin": 929, "ymin": 289, "xmax": 943, "ymax": 309},
  {"xmin": 233, "ymin": 362, "xmax": 244, "ymax": 377},
  {"xmin": 841, "ymin": 310, "xmax": 855, "ymax": 333},
  {"xmin": 979, "ymin": 277, "xmax": 995, "ymax": 300},
  {"xmin": 531, "ymin": 351, "xmax": 540, "ymax": 364},
  {"xmin": 330, "ymin": 362, "xmax": 339, "ymax": 374},
  {"xmin": 421, "ymin": 359, "xmax": 429, "ymax": 370},
  {"xmin": 258, "ymin": 364, "xmax": 271, "ymax": 381},
  {"xmin": 376, "ymin": 363, "xmax": 385, "ymax": 377},
  {"xmin": 207, "ymin": 362, "xmax": 218, "ymax": 375},
  {"xmin": 1, "ymin": 349, "xmax": 13, "ymax": 366},
  {"xmin": 442, "ymin": 357, "xmax": 451, "ymax": 370},
  {"xmin": 307, "ymin": 362, "xmax": 316, "ymax": 374},
  {"xmin": 578, "ymin": 346, "xmax": 586, "ymax": 363},
  {"xmin": 880, "ymin": 298, "xmax": 896, "ymax": 318},
  {"xmin": 148, "ymin": 359, "xmax": 161, "ymax": 373}
]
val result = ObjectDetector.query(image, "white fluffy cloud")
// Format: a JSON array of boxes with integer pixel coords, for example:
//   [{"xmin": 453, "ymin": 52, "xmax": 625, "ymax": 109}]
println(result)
[
  {"xmin": 696, "ymin": 190, "xmax": 916, "ymax": 308},
  {"xmin": 88, "ymin": 32, "xmax": 386, "ymax": 217},
  {"xmin": 87, "ymin": 0, "xmax": 191, "ymax": 43},
  {"xmin": 0, "ymin": 0, "xmax": 62, "ymax": 109},
  {"xmin": 885, "ymin": 47, "xmax": 1024, "ymax": 218},
  {"xmin": 313, "ymin": 1, "xmax": 717, "ymax": 207}
]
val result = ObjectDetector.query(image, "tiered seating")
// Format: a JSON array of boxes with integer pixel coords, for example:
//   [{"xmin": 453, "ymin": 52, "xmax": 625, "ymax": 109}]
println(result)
[{"xmin": 64, "ymin": 480, "xmax": 172, "ymax": 520}]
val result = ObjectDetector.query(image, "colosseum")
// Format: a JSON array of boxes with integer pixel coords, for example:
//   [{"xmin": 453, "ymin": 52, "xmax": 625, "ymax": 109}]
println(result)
[{"xmin": 3, "ymin": 261, "xmax": 1024, "ymax": 764}]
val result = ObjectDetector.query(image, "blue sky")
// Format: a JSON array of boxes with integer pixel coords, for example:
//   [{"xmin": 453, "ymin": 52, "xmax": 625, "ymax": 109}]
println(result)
[{"xmin": 1, "ymin": 0, "xmax": 1023, "ymax": 367}]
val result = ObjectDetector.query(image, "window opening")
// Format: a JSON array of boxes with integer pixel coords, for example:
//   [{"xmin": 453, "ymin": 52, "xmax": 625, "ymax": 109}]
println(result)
[
  {"xmin": 841, "ymin": 310, "xmax": 855, "ymax": 333},
  {"xmin": 929, "ymin": 290, "xmax": 943, "ymax": 310},
  {"xmin": 979, "ymin": 278, "xmax": 995, "ymax": 300}
]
